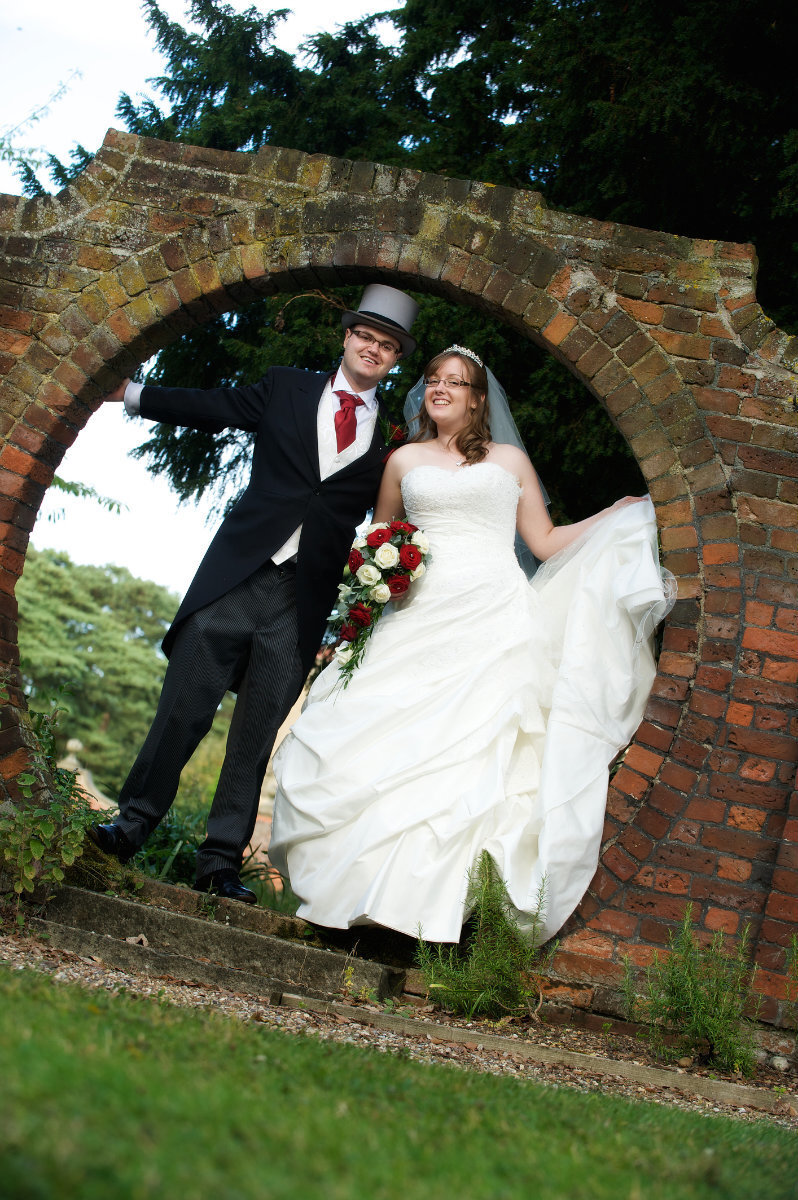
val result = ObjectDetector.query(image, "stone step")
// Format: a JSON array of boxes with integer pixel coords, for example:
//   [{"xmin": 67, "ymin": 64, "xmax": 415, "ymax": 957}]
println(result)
[
  {"xmin": 28, "ymin": 918, "xmax": 288, "ymax": 1001},
  {"xmin": 32, "ymin": 884, "xmax": 404, "ymax": 1002},
  {"xmin": 79, "ymin": 875, "xmax": 314, "ymax": 943}
]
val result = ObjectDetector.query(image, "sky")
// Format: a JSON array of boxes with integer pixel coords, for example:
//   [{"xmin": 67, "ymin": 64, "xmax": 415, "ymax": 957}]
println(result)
[{"xmin": 1, "ymin": 0, "xmax": 397, "ymax": 597}]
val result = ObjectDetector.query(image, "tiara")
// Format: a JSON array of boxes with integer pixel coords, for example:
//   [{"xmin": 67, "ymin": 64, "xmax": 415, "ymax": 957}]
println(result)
[{"xmin": 443, "ymin": 344, "xmax": 484, "ymax": 368}]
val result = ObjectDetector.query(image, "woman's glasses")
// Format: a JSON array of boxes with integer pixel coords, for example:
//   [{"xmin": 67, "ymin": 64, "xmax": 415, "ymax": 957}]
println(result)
[{"xmin": 424, "ymin": 377, "xmax": 473, "ymax": 389}]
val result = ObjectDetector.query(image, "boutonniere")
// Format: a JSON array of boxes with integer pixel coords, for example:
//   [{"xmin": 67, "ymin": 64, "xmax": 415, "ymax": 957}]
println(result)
[
  {"xmin": 379, "ymin": 414, "xmax": 406, "ymax": 462},
  {"xmin": 379, "ymin": 415, "xmax": 405, "ymax": 448}
]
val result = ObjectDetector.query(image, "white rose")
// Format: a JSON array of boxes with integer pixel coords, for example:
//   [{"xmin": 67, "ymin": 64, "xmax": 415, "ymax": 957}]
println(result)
[
  {"xmin": 356, "ymin": 563, "xmax": 381, "ymax": 587},
  {"xmin": 411, "ymin": 531, "xmax": 430, "ymax": 554},
  {"xmin": 374, "ymin": 542, "xmax": 399, "ymax": 569},
  {"xmin": 410, "ymin": 562, "xmax": 426, "ymax": 581},
  {"xmin": 365, "ymin": 522, "xmax": 390, "ymax": 535},
  {"xmin": 369, "ymin": 583, "xmax": 391, "ymax": 604},
  {"xmin": 352, "ymin": 536, "xmax": 367, "ymax": 550},
  {"xmin": 335, "ymin": 644, "xmax": 354, "ymax": 665}
]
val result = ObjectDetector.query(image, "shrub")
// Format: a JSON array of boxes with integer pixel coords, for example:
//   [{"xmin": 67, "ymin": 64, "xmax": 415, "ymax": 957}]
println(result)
[
  {"xmin": 129, "ymin": 800, "xmax": 207, "ymax": 886},
  {"xmin": 0, "ymin": 698, "xmax": 96, "ymax": 897},
  {"xmin": 623, "ymin": 905, "xmax": 761, "ymax": 1076},
  {"xmin": 241, "ymin": 859, "xmax": 301, "ymax": 914},
  {"xmin": 416, "ymin": 852, "xmax": 549, "ymax": 1020}
]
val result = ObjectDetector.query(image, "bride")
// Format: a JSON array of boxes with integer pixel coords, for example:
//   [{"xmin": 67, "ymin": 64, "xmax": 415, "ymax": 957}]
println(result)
[{"xmin": 268, "ymin": 346, "xmax": 673, "ymax": 944}]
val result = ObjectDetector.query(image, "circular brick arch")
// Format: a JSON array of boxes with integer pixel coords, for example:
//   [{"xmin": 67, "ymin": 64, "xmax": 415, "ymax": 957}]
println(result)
[{"xmin": 1, "ymin": 130, "xmax": 796, "ymax": 1025}]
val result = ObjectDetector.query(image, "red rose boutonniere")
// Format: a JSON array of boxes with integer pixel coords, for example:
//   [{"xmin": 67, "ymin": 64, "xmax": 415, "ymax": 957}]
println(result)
[{"xmin": 380, "ymin": 414, "xmax": 407, "ymax": 463}]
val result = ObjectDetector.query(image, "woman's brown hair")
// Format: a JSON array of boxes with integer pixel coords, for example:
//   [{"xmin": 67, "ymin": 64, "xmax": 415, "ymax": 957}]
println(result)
[{"xmin": 409, "ymin": 350, "xmax": 491, "ymax": 464}]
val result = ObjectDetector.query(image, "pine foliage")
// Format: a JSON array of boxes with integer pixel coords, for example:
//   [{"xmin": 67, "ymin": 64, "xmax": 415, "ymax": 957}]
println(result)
[
  {"xmin": 623, "ymin": 906, "xmax": 762, "ymax": 1076},
  {"xmin": 416, "ymin": 852, "xmax": 548, "ymax": 1019},
  {"xmin": 19, "ymin": 1, "xmax": 798, "ymax": 513}
]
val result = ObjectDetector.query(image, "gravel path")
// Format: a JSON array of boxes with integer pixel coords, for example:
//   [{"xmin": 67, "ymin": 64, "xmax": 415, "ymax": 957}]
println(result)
[{"xmin": 2, "ymin": 929, "xmax": 796, "ymax": 1129}]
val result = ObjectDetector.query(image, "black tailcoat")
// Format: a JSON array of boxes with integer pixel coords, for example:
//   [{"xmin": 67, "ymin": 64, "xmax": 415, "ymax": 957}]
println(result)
[{"xmin": 139, "ymin": 366, "xmax": 389, "ymax": 675}]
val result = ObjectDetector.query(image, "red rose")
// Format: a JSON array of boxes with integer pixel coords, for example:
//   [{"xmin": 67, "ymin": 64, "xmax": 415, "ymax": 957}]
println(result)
[
  {"xmin": 348, "ymin": 548, "xmax": 364, "ymax": 572},
  {"xmin": 390, "ymin": 520, "xmax": 416, "ymax": 534},
  {"xmin": 366, "ymin": 527, "xmax": 392, "ymax": 548},
  {"xmin": 339, "ymin": 623, "xmax": 358, "ymax": 642},
  {"xmin": 390, "ymin": 425, "xmax": 405, "ymax": 444},
  {"xmin": 388, "ymin": 574, "xmax": 411, "ymax": 597},
  {"xmin": 348, "ymin": 602, "xmax": 373, "ymax": 628},
  {"xmin": 399, "ymin": 544, "xmax": 422, "ymax": 570}
]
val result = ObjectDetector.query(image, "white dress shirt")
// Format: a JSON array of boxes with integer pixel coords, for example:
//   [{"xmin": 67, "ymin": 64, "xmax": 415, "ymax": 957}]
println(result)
[{"xmin": 272, "ymin": 368, "xmax": 378, "ymax": 562}]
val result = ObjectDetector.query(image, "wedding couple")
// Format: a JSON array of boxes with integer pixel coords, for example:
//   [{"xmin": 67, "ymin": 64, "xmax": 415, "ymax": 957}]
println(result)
[{"xmin": 90, "ymin": 284, "xmax": 672, "ymax": 944}]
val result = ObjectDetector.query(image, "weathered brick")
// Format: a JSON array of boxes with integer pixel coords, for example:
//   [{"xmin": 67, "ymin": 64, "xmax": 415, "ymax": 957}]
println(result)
[
  {"xmin": 694, "ymin": 881, "xmax": 769, "ymax": 921},
  {"xmin": 631, "ymin": 349, "xmax": 671, "ymax": 385},
  {"xmin": 611, "ymin": 765, "xmax": 652, "ymax": 802},
  {"xmin": 541, "ymin": 312, "xmax": 577, "ymax": 347},
  {"xmin": 728, "ymin": 804, "xmax": 769, "ymax": 832},
  {"xmin": 616, "ymin": 331, "xmax": 651, "ymax": 366},
  {"xmin": 647, "ymin": 783, "xmax": 689, "ymax": 818},
  {"xmin": 575, "ymin": 341, "xmax": 613, "ymax": 379},
  {"xmin": 590, "ymin": 357, "xmax": 628, "ymax": 397},
  {"xmin": 742, "ymin": 627, "xmax": 798, "ymax": 658},
  {"xmin": 616, "ymin": 297, "xmax": 663, "ymax": 325},
  {"xmin": 598, "ymin": 311, "xmax": 639, "ymax": 346},
  {"xmin": 559, "ymin": 324, "xmax": 598, "ymax": 363},
  {"xmin": 718, "ymin": 857, "xmax": 752, "ymax": 882},
  {"xmin": 602, "ymin": 845, "xmax": 639, "ymax": 882},
  {"xmin": 650, "ymin": 328, "xmax": 711, "ymax": 359},
  {"xmin": 624, "ymin": 892, "xmax": 691, "ymax": 921},
  {"xmin": 705, "ymin": 908, "xmax": 740, "ymax": 934}
]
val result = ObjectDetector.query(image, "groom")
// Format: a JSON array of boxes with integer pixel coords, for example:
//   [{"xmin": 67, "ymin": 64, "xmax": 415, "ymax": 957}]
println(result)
[{"xmin": 89, "ymin": 284, "xmax": 419, "ymax": 902}]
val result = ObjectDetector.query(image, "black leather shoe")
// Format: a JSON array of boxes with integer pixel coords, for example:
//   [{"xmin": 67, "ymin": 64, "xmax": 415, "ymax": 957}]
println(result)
[
  {"xmin": 87, "ymin": 822, "xmax": 136, "ymax": 865},
  {"xmin": 195, "ymin": 868, "xmax": 257, "ymax": 905}
]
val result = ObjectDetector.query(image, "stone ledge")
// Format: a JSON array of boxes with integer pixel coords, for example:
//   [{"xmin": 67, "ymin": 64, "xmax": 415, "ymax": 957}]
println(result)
[
  {"xmin": 35, "ymin": 884, "xmax": 403, "ymax": 1000},
  {"xmin": 281, "ymin": 993, "xmax": 797, "ymax": 1117}
]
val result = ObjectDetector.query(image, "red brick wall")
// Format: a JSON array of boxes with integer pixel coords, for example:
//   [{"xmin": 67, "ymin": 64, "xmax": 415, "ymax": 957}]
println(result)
[{"xmin": 0, "ymin": 130, "xmax": 795, "ymax": 1024}]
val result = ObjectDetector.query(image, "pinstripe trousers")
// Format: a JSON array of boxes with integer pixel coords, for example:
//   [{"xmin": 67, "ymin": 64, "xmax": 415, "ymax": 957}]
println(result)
[{"xmin": 116, "ymin": 560, "xmax": 305, "ymax": 880}]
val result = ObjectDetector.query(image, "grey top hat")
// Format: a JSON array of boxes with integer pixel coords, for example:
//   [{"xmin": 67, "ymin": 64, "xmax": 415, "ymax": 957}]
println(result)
[{"xmin": 341, "ymin": 284, "xmax": 419, "ymax": 356}]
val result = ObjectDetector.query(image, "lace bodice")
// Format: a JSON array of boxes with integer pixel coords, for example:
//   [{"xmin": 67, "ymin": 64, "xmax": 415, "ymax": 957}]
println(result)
[{"xmin": 400, "ymin": 463, "xmax": 521, "ymax": 577}]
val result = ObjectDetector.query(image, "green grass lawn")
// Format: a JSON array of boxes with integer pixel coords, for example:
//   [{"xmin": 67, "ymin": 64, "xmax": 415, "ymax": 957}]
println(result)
[{"xmin": 1, "ymin": 966, "xmax": 795, "ymax": 1200}]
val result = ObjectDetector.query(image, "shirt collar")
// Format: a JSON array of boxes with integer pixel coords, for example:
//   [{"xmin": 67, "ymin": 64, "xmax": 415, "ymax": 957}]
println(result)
[{"xmin": 332, "ymin": 367, "xmax": 377, "ymax": 409}]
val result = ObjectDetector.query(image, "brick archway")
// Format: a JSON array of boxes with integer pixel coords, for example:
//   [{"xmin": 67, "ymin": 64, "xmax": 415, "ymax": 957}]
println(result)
[{"xmin": 1, "ymin": 130, "xmax": 796, "ymax": 1025}]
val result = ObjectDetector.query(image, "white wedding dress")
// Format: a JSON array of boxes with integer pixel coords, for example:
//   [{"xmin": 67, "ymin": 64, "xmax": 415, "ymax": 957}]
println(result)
[{"xmin": 270, "ymin": 463, "xmax": 673, "ymax": 943}]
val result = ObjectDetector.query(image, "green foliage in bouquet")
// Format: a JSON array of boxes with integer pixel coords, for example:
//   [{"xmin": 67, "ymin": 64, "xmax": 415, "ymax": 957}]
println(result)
[
  {"xmin": 332, "ymin": 521, "xmax": 429, "ymax": 687},
  {"xmin": 416, "ymin": 852, "xmax": 550, "ymax": 1019},
  {"xmin": 622, "ymin": 905, "xmax": 762, "ymax": 1076}
]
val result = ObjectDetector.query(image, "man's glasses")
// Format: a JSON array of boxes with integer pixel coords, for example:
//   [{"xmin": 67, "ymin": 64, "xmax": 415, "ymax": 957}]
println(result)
[
  {"xmin": 350, "ymin": 328, "xmax": 401, "ymax": 355},
  {"xmin": 424, "ymin": 377, "xmax": 473, "ymax": 389}
]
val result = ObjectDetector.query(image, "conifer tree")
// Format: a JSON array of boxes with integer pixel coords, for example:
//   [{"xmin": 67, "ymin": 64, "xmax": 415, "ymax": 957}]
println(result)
[{"xmin": 28, "ymin": 1, "xmax": 798, "ymax": 515}]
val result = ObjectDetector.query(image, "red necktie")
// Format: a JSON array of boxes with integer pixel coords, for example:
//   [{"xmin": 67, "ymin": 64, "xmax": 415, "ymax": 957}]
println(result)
[{"xmin": 334, "ymin": 390, "xmax": 364, "ymax": 453}]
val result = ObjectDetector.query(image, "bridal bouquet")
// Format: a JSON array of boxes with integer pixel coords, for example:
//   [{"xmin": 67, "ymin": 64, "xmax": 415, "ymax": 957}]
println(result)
[{"xmin": 332, "ymin": 520, "xmax": 430, "ymax": 687}]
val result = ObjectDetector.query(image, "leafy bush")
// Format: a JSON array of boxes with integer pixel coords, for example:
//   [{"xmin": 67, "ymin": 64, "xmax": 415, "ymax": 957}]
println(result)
[
  {"xmin": 0, "ymin": 697, "xmax": 96, "ymax": 897},
  {"xmin": 129, "ymin": 800, "xmax": 207, "ymax": 886},
  {"xmin": 623, "ymin": 906, "xmax": 762, "ymax": 1076},
  {"xmin": 241, "ymin": 858, "xmax": 301, "ymax": 915},
  {"xmin": 416, "ymin": 853, "xmax": 549, "ymax": 1019}
]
